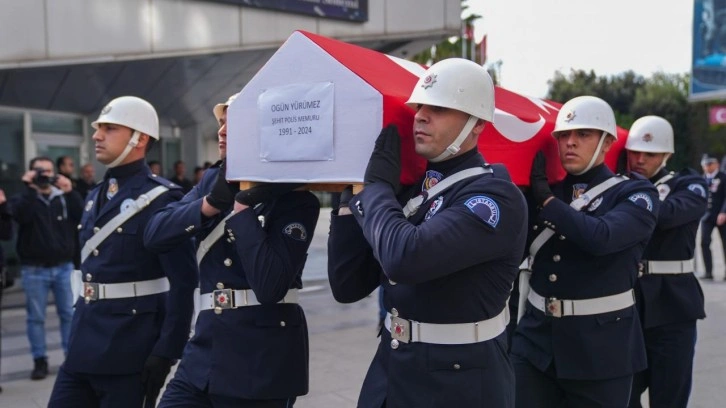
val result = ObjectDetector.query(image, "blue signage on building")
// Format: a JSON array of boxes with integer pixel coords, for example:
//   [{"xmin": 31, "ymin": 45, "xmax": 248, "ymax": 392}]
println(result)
[
  {"xmin": 204, "ymin": 0, "xmax": 367, "ymax": 22},
  {"xmin": 692, "ymin": 0, "xmax": 726, "ymax": 100}
]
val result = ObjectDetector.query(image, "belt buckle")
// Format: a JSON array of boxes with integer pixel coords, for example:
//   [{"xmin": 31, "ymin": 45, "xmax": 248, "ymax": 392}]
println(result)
[
  {"xmin": 545, "ymin": 297, "xmax": 562, "ymax": 318},
  {"xmin": 83, "ymin": 282, "xmax": 99, "ymax": 303},
  {"xmin": 389, "ymin": 315, "xmax": 411, "ymax": 343},
  {"xmin": 213, "ymin": 289, "xmax": 234, "ymax": 314}
]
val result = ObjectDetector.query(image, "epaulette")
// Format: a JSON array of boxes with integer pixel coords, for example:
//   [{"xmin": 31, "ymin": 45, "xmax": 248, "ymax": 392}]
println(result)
[{"xmin": 148, "ymin": 174, "xmax": 182, "ymax": 190}]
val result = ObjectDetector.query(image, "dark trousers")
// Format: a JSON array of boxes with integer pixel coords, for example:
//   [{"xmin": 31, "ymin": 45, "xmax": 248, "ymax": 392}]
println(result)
[
  {"xmin": 700, "ymin": 219, "xmax": 726, "ymax": 276},
  {"xmin": 158, "ymin": 359, "xmax": 296, "ymax": 408},
  {"xmin": 512, "ymin": 354, "xmax": 633, "ymax": 408},
  {"xmin": 628, "ymin": 320, "xmax": 697, "ymax": 408},
  {"xmin": 48, "ymin": 365, "xmax": 145, "ymax": 408}
]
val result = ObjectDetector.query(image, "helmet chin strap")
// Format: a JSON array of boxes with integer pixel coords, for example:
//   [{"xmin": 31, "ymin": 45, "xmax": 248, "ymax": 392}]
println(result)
[
  {"xmin": 430, "ymin": 116, "xmax": 479, "ymax": 163},
  {"xmin": 108, "ymin": 130, "xmax": 140, "ymax": 168},
  {"xmin": 574, "ymin": 131, "xmax": 608, "ymax": 176}
]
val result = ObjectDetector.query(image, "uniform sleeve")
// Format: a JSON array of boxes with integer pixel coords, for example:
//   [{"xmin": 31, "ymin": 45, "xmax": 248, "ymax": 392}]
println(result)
[
  {"xmin": 352, "ymin": 182, "xmax": 527, "ymax": 285},
  {"xmin": 64, "ymin": 190, "xmax": 84, "ymax": 224},
  {"xmin": 657, "ymin": 179, "xmax": 708, "ymax": 230},
  {"xmin": 538, "ymin": 184, "xmax": 659, "ymax": 256},
  {"xmin": 327, "ymin": 210, "xmax": 381, "ymax": 303},
  {"xmin": 144, "ymin": 181, "xmax": 215, "ymax": 252},
  {"xmin": 227, "ymin": 192, "xmax": 320, "ymax": 304},
  {"xmin": 150, "ymin": 189, "xmax": 199, "ymax": 359}
]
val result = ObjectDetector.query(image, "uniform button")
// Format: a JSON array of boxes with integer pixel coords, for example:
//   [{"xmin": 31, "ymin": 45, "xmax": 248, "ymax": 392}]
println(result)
[
  {"xmin": 533, "ymin": 225, "xmax": 539, "ymax": 230},
  {"xmin": 559, "ymin": 235, "xmax": 566, "ymax": 240},
  {"xmin": 551, "ymin": 224, "xmax": 556, "ymax": 229},
  {"xmin": 390, "ymin": 339, "xmax": 399, "ymax": 350},
  {"xmin": 93, "ymin": 249, "xmax": 99, "ymax": 256},
  {"xmin": 132, "ymin": 309, "xmax": 137, "ymax": 315},
  {"xmin": 116, "ymin": 227, "xmax": 123, "ymax": 233},
  {"xmin": 389, "ymin": 279, "xmax": 397, "ymax": 286},
  {"xmin": 152, "ymin": 174, "xmax": 157, "ymax": 177},
  {"xmin": 57, "ymin": 216, "xmax": 62, "ymax": 221},
  {"xmin": 216, "ymin": 282, "xmax": 225, "ymax": 289},
  {"xmin": 280, "ymin": 321, "xmax": 286, "ymax": 327},
  {"xmin": 77, "ymin": 224, "xmax": 82, "ymax": 230},
  {"xmin": 391, "ymin": 308, "xmax": 399, "ymax": 317},
  {"xmin": 223, "ymin": 258, "xmax": 232, "ymax": 267},
  {"xmin": 453, "ymin": 363, "xmax": 461, "ymax": 370},
  {"xmin": 85, "ymin": 274, "xmax": 92, "ymax": 281},
  {"xmin": 552, "ymin": 254, "xmax": 561, "ymax": 262},
  {"xmin": 93, "ymin": 227, "xmax": 100, "ymax": 233},
  {"xmin": 549, "ymin": 274, "xmax": 557, "ymax": 282}
]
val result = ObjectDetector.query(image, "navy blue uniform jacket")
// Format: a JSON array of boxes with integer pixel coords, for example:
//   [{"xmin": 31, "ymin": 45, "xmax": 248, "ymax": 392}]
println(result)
[
  {"xmin": 512, "ymin": 164, "xmax": 659, "ymax": 380},
  {"xmin": 636, "ymin": 168, "xmax": 706, "ymax": 328},
  {"xmin": 329, "ymin": 151, "xmax": 527, "ymax": 408},
  {"xmin": 703, "ymin": 169, "xmax": 726, "ymax": 222},
  {"xmin": 64, "ymin": 160, "xmax": 197, "ymax": 375},
  {"xmin": 144, "ymin": 163, "xmax": 320, "ymax": 399}
]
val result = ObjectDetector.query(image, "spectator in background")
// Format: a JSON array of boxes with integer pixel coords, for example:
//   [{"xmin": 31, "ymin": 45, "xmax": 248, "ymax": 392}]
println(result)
[
  {"xmin": 202, "ymin": 161, "xmax": 212, "ymax": 169},
  {"xmin": 56, "ymin": 156, "xmax": 77, "ymax": 191},
  {"xmin": 148, "ymin": 160, "xmax": 162, "ymax": 176},
  {"xmin": 0, "ymin": 187, "xmax": 14, "ymax": 394},
  {"xmin": 700, "ymin": 153, "xmax": 726, "ymax": 280},
  {"xmin": 75, "ymin": 163, "xmax": 96, "ymax": 199},
  {"xmin": 9, "ymin": 157, "xmax": 82, "ymax": 381},
  {"xmin": 193, "ymin": 166, "xmax": 205, "ymax": 185},
  {"xmin": 169, "ymin": 160, "xmax": 193, "ymax": 193}
]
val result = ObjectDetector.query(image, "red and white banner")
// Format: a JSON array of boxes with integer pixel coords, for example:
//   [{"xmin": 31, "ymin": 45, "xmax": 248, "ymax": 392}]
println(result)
[{"xmin": 709, "ymin": 105, "xmax": 726, "ymax": 124}]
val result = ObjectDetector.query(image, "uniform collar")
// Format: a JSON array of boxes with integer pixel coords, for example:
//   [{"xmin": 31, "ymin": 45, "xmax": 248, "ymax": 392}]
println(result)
[
  {"xmin": 426, "ymin": 148, "xmax": 482, "ymax": 176},
  {"xmin": 103, "ymin": 159, "xmax": 146, "ymax": 181},
  {"xmin": 649, "ymin": 168, "xmax": 670, "ymax": 183}
]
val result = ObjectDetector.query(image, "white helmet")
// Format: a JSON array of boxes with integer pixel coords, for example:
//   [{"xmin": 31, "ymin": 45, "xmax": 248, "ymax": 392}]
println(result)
[
  {"xmin": 406, "ymin": 58, "xmax": 494, "ymax": 162},
  {"xmin": 552, "ymin": 96, "xmax": 617, "ymax": 140},
  {"xmin": 406, "ymin": 58, "xmax": 495, "ymax": 121},
  {"xmin": 213, "ymin": 92, "xmax": 239, "ymax": 122},
  {"xmin": 92, "ymin": 96, "xmax": 159, "ymax": 140},
  {"xmin": 625, "ymin": 115, "xmax": 674, "ymax": 154}
]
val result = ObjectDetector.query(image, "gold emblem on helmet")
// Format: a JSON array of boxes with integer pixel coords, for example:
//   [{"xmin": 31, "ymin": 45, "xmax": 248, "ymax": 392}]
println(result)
[
  {"xmin": 642, "ymin": 133, "xmax": 653, "ymax": 142},
  {"xmin": 421, "ymin": 74, "xmax": 437, "ymax": 89},
  {"xmin": 563, "ymin": 110, "xmax": 576, "ymax": 122}
]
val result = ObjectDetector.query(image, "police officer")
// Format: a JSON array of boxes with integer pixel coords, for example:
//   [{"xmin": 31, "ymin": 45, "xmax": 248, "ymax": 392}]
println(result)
[
  {"xmin": 625, "ymin": 116, "xmax": 707, "ymax": 407},
  {"xmin": 143, "ymin": 93, "xmax": 320, "ymax": 407},
  {"xmin": 328, "ymin": 58, "xmax": 528, "ymax": 407},
  {"xmin": 48, "ymin": 96, "xmax": 197, "ymax": 408},
  {"xmin": 699, "ymin": 153, "xmax": 726, "ymax": 280},
  {"xmin": 511, "ymin": 96, "xmax": 660, "ymax": 407}
]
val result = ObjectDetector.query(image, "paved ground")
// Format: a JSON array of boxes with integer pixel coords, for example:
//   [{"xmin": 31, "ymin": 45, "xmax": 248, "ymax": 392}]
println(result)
[{"xmin": 1, "ymin": 211, "xmax": 726, "ymax": 407}]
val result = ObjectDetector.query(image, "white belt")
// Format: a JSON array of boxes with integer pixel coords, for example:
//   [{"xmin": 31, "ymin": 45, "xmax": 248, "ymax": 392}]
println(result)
[
  {"xmin": 81, "ymin": 277, "xmax": 170, "ymax": 303},
  {"xmin": 384, "ymin": 307, "xmax": 508, "ymax": 345},
  {"xmin": 199, "ymin": 288, "xmax": 299, "ymax": 314},
  {"xmin": 640, "ymin": 259, "xmax": 694, "ymax": 275},
  {"xmin": 527, "ymin": 288, "xmax": 634, "ymax": 317}
]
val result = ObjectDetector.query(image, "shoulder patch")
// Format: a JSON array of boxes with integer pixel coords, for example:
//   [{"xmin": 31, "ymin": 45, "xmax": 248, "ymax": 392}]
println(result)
[
  {"xmin": 282, "ymin": 222, "xmax": 308, "ymax": 242},
  {"xmin": 422, "ymin": 170, "xmax": 444, "ymax": 191},
  {"xmin": 657, "ymin": 184, "xmax": 671, "ymax": 201},
  {"xmin": 628, "ymin": 192, "xmax": 654, "ymax": 212},
  {"xmin": 464, "ymin": 195, "xmax": 500, "ymax": 227},
  {"xmin": 424, "ymin": 196, "xmax": 444, "ymax": 221},
  {"xmin": 688, "ymin": 183, "xmax": 707, "ymax": 198}
]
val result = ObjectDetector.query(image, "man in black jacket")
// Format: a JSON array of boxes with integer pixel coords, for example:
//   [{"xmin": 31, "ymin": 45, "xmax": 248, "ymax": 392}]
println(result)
[
  {"xmin": 9, "ymin": 157, "xmax": 83, "ymax": 380},
  {"xmin": 699, "ymin": 153, "xmax": 726, "ymax": 279}
]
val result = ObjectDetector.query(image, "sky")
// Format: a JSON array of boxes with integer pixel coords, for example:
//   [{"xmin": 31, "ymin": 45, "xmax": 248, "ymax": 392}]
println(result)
[{"xmin": 467, "ymin": 0, "xmax": 694, "ymax": 98}]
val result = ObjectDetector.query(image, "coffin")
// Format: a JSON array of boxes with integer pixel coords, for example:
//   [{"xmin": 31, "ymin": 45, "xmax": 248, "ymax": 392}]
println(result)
[{"xmin": 226, "ymin": 30, "xmax": 628, "ymax": 188}]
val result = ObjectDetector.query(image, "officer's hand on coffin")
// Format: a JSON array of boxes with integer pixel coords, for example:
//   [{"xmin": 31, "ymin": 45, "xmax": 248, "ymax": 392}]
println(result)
[
  {"xmin": 364, "ymin": 124, "xmax": 401, "ymax": 194},
  {"xmin": 234, "ymin": 183, "xmax": 304, "ymax": 208},
  {"xmin": 530, "ymin": 151, "xmax": 554, "ymax": 206},
  {"xmin": 206, "ymin": 159, "xmax": 239, "ymax": 210},
  {"xmin": 141, "ymin": 355, "xmax": 173, "ymax": 406}
]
